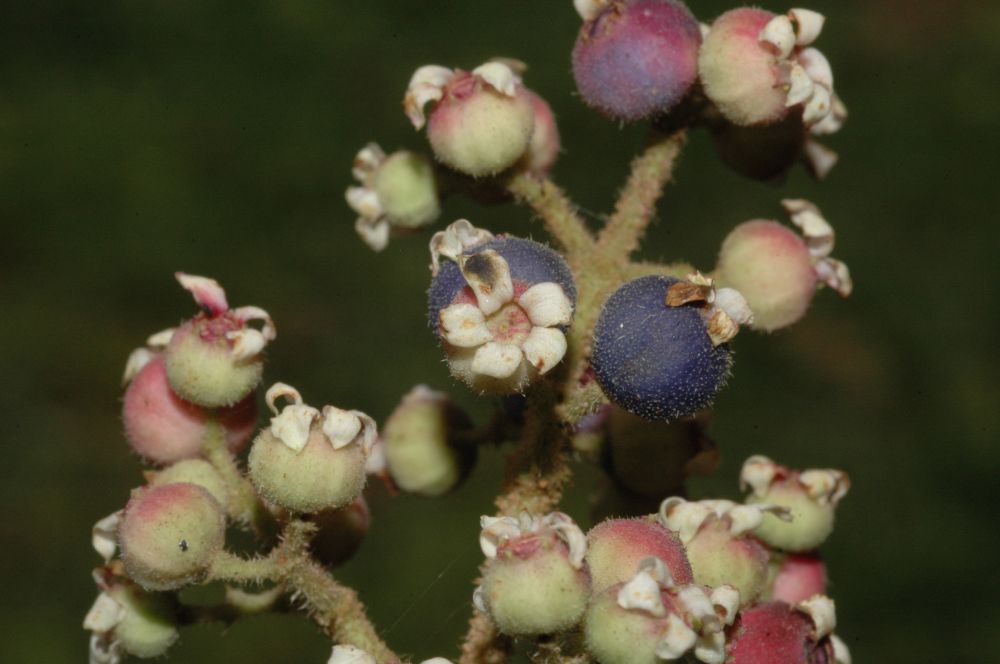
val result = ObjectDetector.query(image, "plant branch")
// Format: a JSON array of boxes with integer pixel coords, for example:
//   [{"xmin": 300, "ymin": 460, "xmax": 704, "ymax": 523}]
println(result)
[
  {"xmin": 202, "ymin": 423, "xmax": 272, "ymax": 535},
  {"xmin": 596, "ymin": 130, "xmax": 687, "ymax": 260}
]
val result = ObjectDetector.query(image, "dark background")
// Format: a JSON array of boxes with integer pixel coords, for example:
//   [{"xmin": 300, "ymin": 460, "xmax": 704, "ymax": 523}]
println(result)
[{"xmin": 2, "ymin": 1, "xmax": 997, "ymax": 661}]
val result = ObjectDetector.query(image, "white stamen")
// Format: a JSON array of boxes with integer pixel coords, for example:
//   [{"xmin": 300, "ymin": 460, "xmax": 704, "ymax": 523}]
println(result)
[
  {"xmin": 439, "ymin": 304, "xmax": 492, "ymax": 348},
  {"xmin": 471, "ymin": 342, "xmax": 523, "ymax": 379},
  {"xmin": 404, "ymin": 65, "xmax": 455, "ymax": 130},
  {"xmin": 759, "ymin": 15, "xmax": 796, "ymax": 58},
  {"xmin": 429, "ymin": 219, "xmax": 495, "ymax": 275},
  {"xmin": 789, "ymin": 8, "xmax": 826, "ymax": 46},
  {"xmin": 175, "ymin": 272, "xmax": 229, "ymax": 315},
  {"xmin": 92, "ymin": 512, "xmax": 122, "ymax": 563},
  {"xmin": 471, "ymin": 62, "xmax": 517, "ymax": 97},
  {"xmin": 355, "ymin": 217, "xmax": 391, "ymax": 252},
  {"xmin": 521, "ymin": 327, "xmax": 567, "ymax": 375},
  {"xmin": 518, "ymin": 282, "xmax": 573, "ymax": 327},
  {"xmin": 797, "ymin": 594, "xmax": 837, "ymax": 639},
  {"xmin": 460, "ymin": 250, "xmax": 514, "ymax": 316}
]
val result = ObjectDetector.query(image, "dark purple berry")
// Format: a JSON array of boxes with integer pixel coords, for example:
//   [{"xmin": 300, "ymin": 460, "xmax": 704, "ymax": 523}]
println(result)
[
  {"xmin": 572, "ymin": 0, "xmax": 702, "ymax": 121},
  {"xmin": 591, "ymin": 275, "xmax": 731, "ymax": 421}
]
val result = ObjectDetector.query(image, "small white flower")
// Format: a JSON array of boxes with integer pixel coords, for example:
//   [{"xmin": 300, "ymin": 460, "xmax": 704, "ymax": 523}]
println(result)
[
  {"xmin": 403, "ymin": 62, "xmax": 518, "ymax": 130},
  {"xmin": 782, "ymin": 199, "xmax": 853, "ymax": 296}
]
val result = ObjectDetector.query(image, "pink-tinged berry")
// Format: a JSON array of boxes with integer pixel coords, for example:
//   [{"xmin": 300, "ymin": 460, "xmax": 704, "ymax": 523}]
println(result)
[
  {"xmin": 572, "ymin": 0, "xmax": 702, "ymax": 121},
  {"xmin": 714, "ymin": 200, "xmax": 852, "ymax": 332},
  {"xmin": 85, "ymin": 570, "xmax": 180, "ymax": 660},
  {"xmin": 404, "ymin": 62, "xmax": 534, "ymax": 177},
  {"xmin": 150, "ymin": 458, "xmax": 229, "ymax": 509},
  {"xmin": 122, "ymin": 353, "xmax": 256, "ymax": 464},
  {"xmin": 522, "ymin": 88, "xmax": 561, "ymax": 173},
  {"xmin": 699, "ymin": 8, "xmax": 846, "ymax": 130},
  {"xmin": 584, "ymin": 557, "xmax": 740, "ymax": 664},
  {"xmin": 346, "ymin": 143, "xmax": 440, "ymax": 251},
  {"xmin": 164, "ymin": 273, "xmax": 276, "ymax": 408},
  {"xmin": 607, "ymin": 407, "xmax": 719, "ymax": 498},
  {"xmin": 585, "ymin": 517, "xmax": 693, "ymax": 594},
  {"xmin": 475, "ymin": 512, "xmax": 591, "ymax": 635},
  {"xmin": 309, "ymin": 496, "xmax": 371, "ymax": 568},
  {"xmin": 767, "ymin": 553, "xmax": 827, "ymax": 605},
  {"xmin": 428, "ymin": 220, "xmax": 576, "ymax": 394},
  {"xmin": 659, "ymin": 497, "xmax": 789, "ymax": 606},
  {"xmin": 741, "ymin": 456, "xmax": 850, "ymax": 552},
  {"xmin": 727, "ymin": 598, "xmax": 850, "ymax": 664},
  {"xmin": 590, "ymin": 274, "xmax": 751, "ymax": 421},
  {"xmin": 118, "ymin": 483, "xmax": 226, "ymax": 590},
  {"xmin": 382, "ymin": 385, "xmax": 476, "ymax": 496},
  {"xmin": 248, "ymin": 384, "xmax": 376, "ymax": 514}
]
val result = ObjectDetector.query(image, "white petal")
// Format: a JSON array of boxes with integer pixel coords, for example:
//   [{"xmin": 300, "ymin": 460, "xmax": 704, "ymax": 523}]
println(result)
[
  {"xmin": 521, "ymin": 327, "xmax": 567, "ymax": 375},
  {"xmin": 479, "ymin": 515, "xmax": 523, "ymax": 558},
  {"xmin": 714, "ymin": 288, "xmax": 754, "ymax": 327},
  {"xmin": 802, "ymin": 84, "xmax": 832, "ymax": 126},
  {"xmin": 84, "ymin": 592, "xmax": 124, "ymax": 632},
  {"xmin": 225, "ymin": 328, "xmax": 267, "ymax": 362},
  {"xmin": 92, "ymin": 512, "xmax": 122, "ymax": 563},
  {"xmin": 270, "ymin": 404, "xmax": 319, "ymax": 452},
  {"xmin": 365, "ymin": 439, "xmax": 387, "ymax": 475},
  {"xmin": 345, "ymin": 185, "xmax": 383, "ymax": 220},
  {"xmin": 617, "ymin": 566, "xmax": 667, "ymax": 617},
  {"xmin": 789, "ymin": 8, "xmax": 825, "ymax": 46},
  {"xmin": 352, "ymin": 142, "xmax": 386, "ymax": 182},
  {"xmin": 798, "ymin": 47, "xmax": 833, "ymax": 90},
  {"xmin": 785, "ymin": 64, "xmax": 815, "ymax": 108},
  {"xmin": 355, "ymin": 217, "xmax": 390, "ymax": 252},
  {"xmin": 471, "ymin": 62, "xmax": 517, "ymax": 97},
  {"xmin": 404, "ymin": 65, "xmax": 454, "ymax": 130},
  {"xmin": 518, "ymin": 282, "xmax": 573, "ymax": 327},
  {"xmin": 759, "ymin": 15, "xmax": 795, "ymax": 59},
  {"xmin": 89, "ymin": 633, "xmax": 122, "ymax": 664},
  {"xmin": 470, "ymin": 342, "xmax": 523, "ymax": 379},
  {"xmin": 783, "ymin": 198, "xmax": 835, "ymax": 257},
  {"xmin": 233, "ymin": 306, "xmax": 276, "ymax": 341},
  {"xmin": 420, "ymin": 659, "xmax": 454, "ymax": 664},
  {"xmin": 710, "ymin": 586, "xmax": 741, "ymax": 625},
  {"xmin": 175, "ymin": 272, "xmax": 228, "ymax": 315},
  {"xmin": 472, "ymin": 585, "xmax": 489, "ymax": 614},
  {"xmin": 727, "ymin": 505, "xmax": 768, "ymax": 536},
  {"xmin": 328, "ymin": 644, "xmax": 377, "ymax": 664},
  {"xmin": 146, "ymin": 327, "xmax": 175, "ymax": 348},
  {"xmin": 675, "ymin": 585, "xmax": 721, "ymax": 634},
  {"xmin": 460, "ymin": 251, "xmax": 514, "ymax": 316},
  {"xmin": 802, "ymin": 139, "xmax": 839, "ymax": 179},
  {"xmin": 797, "ymin": 595, "xmax": 837, "ymax": 639},
  {"xmin": 740, "ymin": 455, "xmax": 778, "ymax": 497},
  {"xmin": 439, "ymin": 304, "xmax": 493, "ymax": 348},
  {"xmin": 321, "ymin": 407, "xmax": 363, "ymax": 449},
  {"xmin": 800, "ymin": 469, "xmax": 850, "ymax": 505},
  {"xmin": 543, "ymin": 512, "xmax": 587, "ymax": 569},
  {"xmin": 659, "ymin": 497, "xmax": 713, "ymax": 545},
  {"xmin": 830, "ymin": 634, "xmax": 852, "ymax": 664},
  {"xmin": 121, "ymin": 347, "xmax": 156, "ymax": 386},
  {"xmin": 351, "ymin": 410, "xmax": 378, "ymax": 456},
  {"xmin": 654, "ymin": 613, "xmax": 698, "ymax": 660},
  {"xmin": 428, "ymin": 219, "xmax": 495, "ymax": 275},
  {"xmin": 574, "ymin": 0, "xmax": 611, "ymax": 21},
  {"xmin": 694, "ymin": 631, "xmax": 726, "ymax": 664},
  {"xmin": 815, "ymin": 258, "xmax": 853, "ymax": 297}
]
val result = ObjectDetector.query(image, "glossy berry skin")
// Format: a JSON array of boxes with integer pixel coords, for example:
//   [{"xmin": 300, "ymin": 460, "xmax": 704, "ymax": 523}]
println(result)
[
  {"xmin": 427, "ymin": 237, "xmax": 576, "ymax": 336},
  {"xmin": 573, "ymin": 0, "xmax": 702, "ymax": 121},
  {"xmin": 591, "ymin": 276, "xmax": 731, "ymax": 421},
  {"xmin": 727, "ymin": 602, "xmax": 835, "ymax": 664}
]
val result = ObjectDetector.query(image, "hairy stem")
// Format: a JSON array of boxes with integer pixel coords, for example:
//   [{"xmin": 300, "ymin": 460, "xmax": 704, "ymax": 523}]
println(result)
[
  {"xmin": 202, "ymin": 423, "xmax": 271, "ymax": 534},
  {"xmin": 596, "ymin": 130, "xmax": 686, "ymax": 260},
  {"xmin": 506, "ymin": 172, "xmax": 594, "ymax": 264},
  {"xmin": 459, "ymin": 611, "xmax": 513, "ymax": 664}
]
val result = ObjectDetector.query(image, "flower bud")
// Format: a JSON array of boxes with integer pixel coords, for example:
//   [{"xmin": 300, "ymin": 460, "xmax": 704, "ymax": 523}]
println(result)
[
  {"xmin": 150, "ymin": 458, "xmax": 229, "ymax": 509},
  {"xmin": 475, "ymin": 512, "xmax": 590, "ymax": 635},
  {"xmin": 308, "ymin": 497, "xmax": 370, "ymax": 568},
  {"xmin": 428, "ymin": 220, "xmax": 576, "ymax": 394},
  {"xmin": 584, "ymin": 557, "xmax": 740, "ymax": 664},
  {"xmin": 382, "ymin": 385, "xmax": 476, "ymax": 496},
  {"xmin": 572, "ymin": 0, "xmax": 702, "ymax": 121},
  {"xmin": 248, "ymin": 384, "xmax": 375, "ymax": 513},
  {"xmin": 727, "ymin": 598, "xmax": 849, "ymax": 664},
  {"xmin": 591, "ymin": 274, "xmax": 750, "ymax": 421},
  {"xmin": 122, "ymin": 353, "xmax": 256, "ymax": 464},
  {"xmin": 164, "ymin": 273, "xmax": 275, "ymax": 408},
  {"xmin": 766, "ymin": 553, "xmax": 827, "ymax": 604},
  {"xmin": 659, "ymin": 497, "xmax": 785, "ymax": 606},
  {"xmin": 607, "ymin": 407, "xmax": 719, "ymax": 498},
  {"xmin": 714, "ymin": 200, "xmax": 852, "ymax": 331},
  {"xmin": 585, "ymin": 517, "xmax": 693, "ymax": 594},
  {"xmin": 119, "ymin": 483, "xmax": 226, "ymax": 590},
  {"xmin": 740, "ymin": 456, "xmax": 849, "ymax": 552},
  {"xmin": 699, "ymin": 8, "xmax": 845, "ymax": 131},
  {"xmin": 404, "ymin": 62, "xmax": 534, "ymax": 177},
  {"xmin": 347, "ymin": 143, "xmax": 440, "ymax": 251}
]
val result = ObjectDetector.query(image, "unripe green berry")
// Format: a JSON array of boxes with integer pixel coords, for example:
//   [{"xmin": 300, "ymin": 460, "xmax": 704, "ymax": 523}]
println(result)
[
  {"xmin": 119, "ymin": 483, "xmax": 226, "ymax": 590},
  {"xmin": 684, "ymin": 518, "xmax": 769, "ymax": 605},
  {"xmin": 106, "ymin": 583, "xmax": 180, "ymax": 658},
  {"xmin": 584, "ymin": 585, "xmax": 665, "ymax": 664},
  {"xmin": 151, "ymin": 458, "xmax": 229, "ymax": 509},
  {"xmin": 373, "ymin": 151, "xmax": 440, "ymax": 228},
  {"xmin": 750, "ymin": 480, "xmax": 834, "ymax": 552},
  {"xmin": 585, "ymin": 517, "xmax": 692, "ymax": 594}
]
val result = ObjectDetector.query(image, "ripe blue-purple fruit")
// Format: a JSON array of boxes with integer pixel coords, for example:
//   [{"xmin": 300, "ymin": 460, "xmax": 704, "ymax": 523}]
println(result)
[
  {"xmin": 591, "ymin": 276, "xmax": 731, "ymax": 421},
  {"xmin": 572, "ymin": 0, "xmax": 702, "ymax": 121}
]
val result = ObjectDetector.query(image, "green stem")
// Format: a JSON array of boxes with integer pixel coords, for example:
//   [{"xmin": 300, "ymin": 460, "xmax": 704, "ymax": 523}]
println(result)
[
  {"xmin": 596, "ymin": 130, "xmax": 686, "ymax": 261},
  {"xmin": 506, "ymin": 172, "xmax": 594, "ymax": 264},
  {"xmin": 202, "ymin": 422, "xmax": 271, "ymax": 534}
]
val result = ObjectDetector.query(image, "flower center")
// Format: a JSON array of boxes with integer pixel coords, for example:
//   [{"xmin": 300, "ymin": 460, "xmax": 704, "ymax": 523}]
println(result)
[{"xmin": 485, "ymin": 302, "xmax": 532, "ymax": 345}]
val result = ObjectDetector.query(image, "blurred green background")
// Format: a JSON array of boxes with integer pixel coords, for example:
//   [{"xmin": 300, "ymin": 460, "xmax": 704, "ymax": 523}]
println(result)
[{"xmin": 2, "ymin": 0, "xmax": 997, "ymax": 661}]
